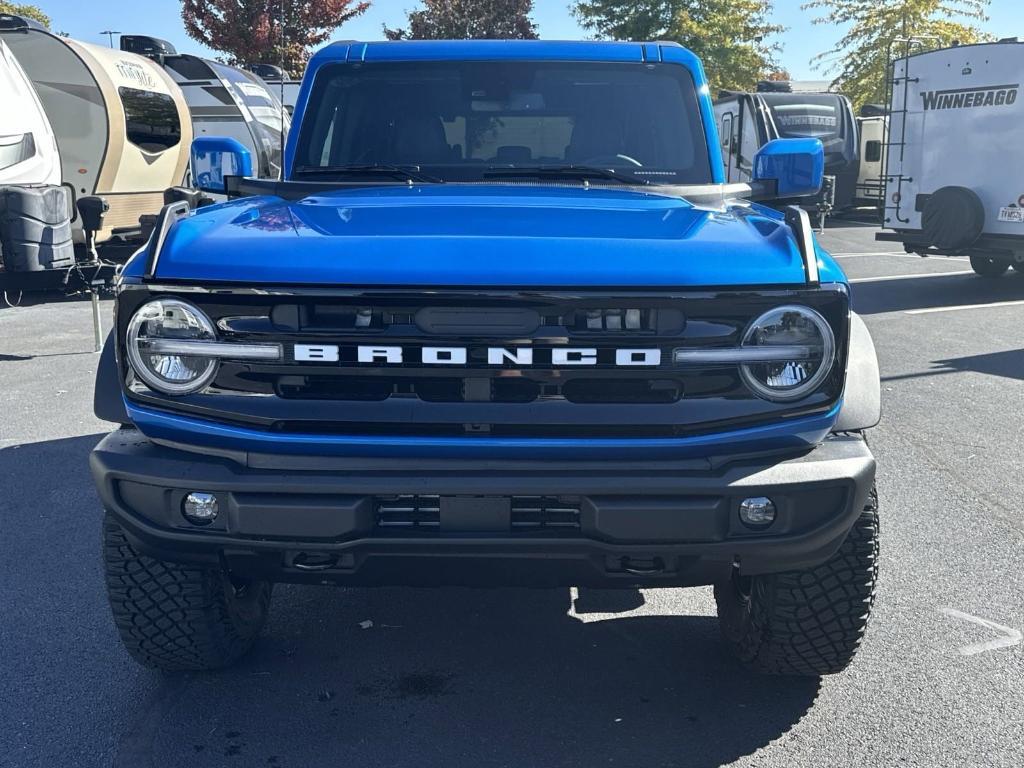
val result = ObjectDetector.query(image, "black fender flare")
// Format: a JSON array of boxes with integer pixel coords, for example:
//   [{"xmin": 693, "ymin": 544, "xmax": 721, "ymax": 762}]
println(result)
[
  {"xmin": 833, "ymin": 312, "xmax": 881, "ymax": 432},
  {"xmin": 94, "ymin": 331, "xmax": 131, "ymax": 425}
]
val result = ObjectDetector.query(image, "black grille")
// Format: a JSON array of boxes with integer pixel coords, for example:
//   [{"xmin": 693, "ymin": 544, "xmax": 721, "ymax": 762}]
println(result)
[{"xmin": 122, "ymin": 286, "xmax": 850, "ymax": 439}]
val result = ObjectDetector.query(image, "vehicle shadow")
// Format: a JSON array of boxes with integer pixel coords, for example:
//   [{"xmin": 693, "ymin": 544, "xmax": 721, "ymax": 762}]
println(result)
[
  {"xmin": 1, "ymin": 434, "xmax": 822, "ymax": 768},
  {"xmin": 851, "ymin": 269, "xmax": 1024, "ymax": 315},
  {"xmin": 882, "ymin": 348, "xmax": 1024, "ymax": 384},
  {"xmin": 139, "ymin": 586, "xmax": 821, "ymax": 768},
  {"xmin": 824, "ymin": 211, "xmax": 882, "ymax": 229}
]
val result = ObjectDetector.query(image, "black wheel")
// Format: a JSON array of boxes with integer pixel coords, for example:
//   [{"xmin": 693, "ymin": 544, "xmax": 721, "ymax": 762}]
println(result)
[
  {"xmin": 714, "ymin": 485, "xmax": 879, "ymax": 676},
  {"xmin": 970, "ymin": 254, "xmax": 1009, "ymax": 277},
  {"xmin": 102, "ymin": 514, "xmax": 272, "ymax": 671}
]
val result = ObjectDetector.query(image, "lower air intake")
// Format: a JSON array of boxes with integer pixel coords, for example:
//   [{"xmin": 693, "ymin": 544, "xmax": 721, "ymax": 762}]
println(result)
[{"xmin": 374, "ymin": 495, "xmax": 582, "ymax": 534}]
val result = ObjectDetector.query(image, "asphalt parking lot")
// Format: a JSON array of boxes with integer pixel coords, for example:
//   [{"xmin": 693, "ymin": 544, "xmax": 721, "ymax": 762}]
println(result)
[{"xmin": 2, "ymin": 216, "xmax": 1023, "ymax": 768}]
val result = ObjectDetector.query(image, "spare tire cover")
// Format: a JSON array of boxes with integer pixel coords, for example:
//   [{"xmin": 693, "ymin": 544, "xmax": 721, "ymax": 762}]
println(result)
[{"xmin": 922, "ymin": 186, "xmax": 985, "ymax": 250}]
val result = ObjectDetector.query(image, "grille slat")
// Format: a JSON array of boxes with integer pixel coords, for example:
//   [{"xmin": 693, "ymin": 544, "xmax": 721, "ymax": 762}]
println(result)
[{"xmin": 374, "ymin": 495, "xmax": 582, "ymax": 534}]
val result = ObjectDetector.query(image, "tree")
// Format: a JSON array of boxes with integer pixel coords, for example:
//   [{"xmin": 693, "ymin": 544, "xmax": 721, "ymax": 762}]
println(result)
[
  {"xmin": 181, "ymin": 0, "xmax": 370, "ymax": 76},
  {"xmin": 384, "ymin": 0, "xmax": 538, "ymax": 40},
  {"xmin": 0, "ymin": 1, "xmax": 50, "ymax": 27},
  {"xmin": 571, "ymin": 0, "xmax": 784, "ymax": 94},
  {"xmin": 804, "ymin": 0, "xmax": 990, "ymax": 107}
]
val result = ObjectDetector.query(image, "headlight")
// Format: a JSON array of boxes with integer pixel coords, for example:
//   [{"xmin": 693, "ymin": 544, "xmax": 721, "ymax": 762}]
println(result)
[
  {"xmin": 126, "ymin": 298, "xmax": 218, "ymax": 395},
  {"xmin": 739, "ymin": 305, "xmax": 835, "ymax": 402}
]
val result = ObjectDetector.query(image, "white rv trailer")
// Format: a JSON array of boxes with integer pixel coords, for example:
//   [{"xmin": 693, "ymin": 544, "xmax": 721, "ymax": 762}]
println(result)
[
  {"xmin": 879, "ymin": 39, "xmax": 1024, "ymax": 276},
  {"xmin": 121, "ymin": 36, "xmax": 290, "ymax": 180},
  {"xmin": 854, "ymin": 112, "xmax": 886, "ymax": 207},
  {"xmin": 0, "ymin": 17, "xmax": 192, "ymax": 247},
  {"xmin": 0, "ymin": 36, "xmax": 74, "ymax": 276},
  {"xmin": 0, "ymin": 38, "xmax": 59, "ymax": 187}
]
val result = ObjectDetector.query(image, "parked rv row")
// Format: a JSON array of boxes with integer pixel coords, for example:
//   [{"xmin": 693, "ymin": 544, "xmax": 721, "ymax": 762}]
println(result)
[
  {"xmin": 3, "ymin": 18, "xmax": 1020, "ymax": 289},
  {"xmin": 714, "ymin": 39, "xmax": 1024, "ymax": 279},
  {"xmin": 0, "ymin": 15, "xmax": 289, "ymax": 294},
  {"xmin": 714, "ymin": 80, "xmax": 859, "ymax": 222}
]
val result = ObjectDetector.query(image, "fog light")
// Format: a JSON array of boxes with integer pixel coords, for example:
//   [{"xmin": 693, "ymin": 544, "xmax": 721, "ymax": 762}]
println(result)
[
  {"xmin": 182, "ymin": 492, "xmax": 219, "ymax": 525},
  {"xmin": 739, "ymin": 497, "xmax": 776, "ymax": 528}
]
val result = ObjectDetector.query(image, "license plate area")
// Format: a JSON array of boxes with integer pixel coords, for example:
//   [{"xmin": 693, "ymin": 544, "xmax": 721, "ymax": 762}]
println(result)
[{"xmin": 440, "ymin": 496, "xmax": 511, "ymax": 532}]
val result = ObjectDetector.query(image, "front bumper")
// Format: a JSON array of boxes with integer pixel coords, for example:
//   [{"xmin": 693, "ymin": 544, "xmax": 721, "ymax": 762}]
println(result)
[{"xmin": 91, "ymin": 430, "xmax": 876, "ymax": 588}]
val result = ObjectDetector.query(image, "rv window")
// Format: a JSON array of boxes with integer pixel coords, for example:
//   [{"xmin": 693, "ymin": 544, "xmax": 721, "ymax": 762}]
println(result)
[
  {"xmin": 865, "ymin": 140, "xmax": 882, "ymax": 163},
  {"xmin": 118, "ymin": 87, "xmax": 181, "ymax": 152},
  {"xmin": 738, "ymin": 100, "xmax": 759, "ymax": 171},
  {"xmin": 0, "ymin": 132, "xmax": 36, "ymax": 170},
  {"xmin": 164, "ymin": 56, "xmax": 217, "ymax": 81}
]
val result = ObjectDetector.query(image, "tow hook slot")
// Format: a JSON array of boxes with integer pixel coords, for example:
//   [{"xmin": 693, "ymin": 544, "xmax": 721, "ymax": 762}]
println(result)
[
  {"xmin": 290, "ymin": 552, "xmax": 340, "ymax": 571},
  {"xmin": 612, "ymin": 556, "xmax": 666, "ymax": 575}
]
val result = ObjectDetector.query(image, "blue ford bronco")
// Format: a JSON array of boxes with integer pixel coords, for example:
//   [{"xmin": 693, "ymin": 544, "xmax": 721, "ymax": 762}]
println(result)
[{"xmin": 91, "ymin": 40, "xmax": 881, "ymax": 675}]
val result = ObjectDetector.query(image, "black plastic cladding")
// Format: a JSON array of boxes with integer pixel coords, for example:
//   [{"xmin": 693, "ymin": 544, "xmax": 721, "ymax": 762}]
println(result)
[{"xmin": 115, "ymin": 284, "xmax": 850, "ymax": 438}]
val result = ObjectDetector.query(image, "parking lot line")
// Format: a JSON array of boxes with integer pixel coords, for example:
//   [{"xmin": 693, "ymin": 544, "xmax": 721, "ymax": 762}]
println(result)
[
  {"xmin": 906, "ymin": 299, "xmax": 1024, "ymax": 315},
  {"xmin": 833, "ymin": 251, "xmax": 969, "ymax": 262},
  {"xmin": 850, "ymin": 270, "xmax": 974, "ymax": 283},
  {"xmin": 832, "ymin": 251, "xmax": 907, "ymax": 257}
]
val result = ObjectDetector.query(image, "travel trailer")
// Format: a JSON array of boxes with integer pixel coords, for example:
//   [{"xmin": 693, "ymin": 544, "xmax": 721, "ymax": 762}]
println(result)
[
  {"xmin": 714, "ymin": 82, "xmax": 859, "ymax": 219},
  {"xmin": 878, "ymin": 39, "xmax": 1024, "ymax": 276},
  {"xmin": 854, "ymin": 106, "xmax": 886, "ymax": 208},
  {"xmin": 0, "ymin": 35, "xmax": 74, "ymax": 279},
  {"xmin": 250, "ymin": 64, "xmax": 301, "ymax": 113},
  {"xmin": 0, "ymin": 17, "xmax": 192, "ymax": 250},
  {"xmin": 121, "ymin": 36, "xmax": 289, "ymax": 179}
]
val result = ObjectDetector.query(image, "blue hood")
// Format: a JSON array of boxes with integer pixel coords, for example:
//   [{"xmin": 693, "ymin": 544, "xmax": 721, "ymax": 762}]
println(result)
[{"xmin": 151, "ymin": 185, "xmax": 838, "ymax": 287}]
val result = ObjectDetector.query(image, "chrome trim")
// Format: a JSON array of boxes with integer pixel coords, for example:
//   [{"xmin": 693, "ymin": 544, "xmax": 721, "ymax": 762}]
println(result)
[
  {"xmin": 673, "ymin": 345, "xmax": 818, "ymax": 365},
  {"xmin": 145, "ymin": 201, "xmax": 191, "ymax": 280},
  {"xmin": 785, "ymin": 206, "xmax": 819, "ymax": 285},
  {"xmin": 145, "ymin": 339, "xmax": 283, "ymax": 361}
]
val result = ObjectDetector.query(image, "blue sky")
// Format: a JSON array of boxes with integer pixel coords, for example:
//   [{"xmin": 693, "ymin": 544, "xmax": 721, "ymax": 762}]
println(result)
[{"xmin": 35, "ymin": 0, "xmax": 1022, "ymax": 79}]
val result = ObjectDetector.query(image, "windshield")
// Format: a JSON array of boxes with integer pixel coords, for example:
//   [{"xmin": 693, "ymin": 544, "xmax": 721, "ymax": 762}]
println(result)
[
  {"xmin": 293, "ymin": 60, "xmax": 712, "ymax": 184},
  {"xmin": 761, "ymin": 93, "xmax": 856, "ymax": 167}
]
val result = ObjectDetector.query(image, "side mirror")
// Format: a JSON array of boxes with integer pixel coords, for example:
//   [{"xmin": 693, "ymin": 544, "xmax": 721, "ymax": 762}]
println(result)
[
  {"xmin": 190, "ymin": 136, "xmax": 253, "ymax": 195},
  {"xmin": 752, "ymin": 138, "xmax": 824, "ymax": 198}
]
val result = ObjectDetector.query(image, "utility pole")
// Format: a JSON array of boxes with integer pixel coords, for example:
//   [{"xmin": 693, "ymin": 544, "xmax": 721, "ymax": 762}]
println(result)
[{"xmin": 100, "ymin": 30, "xmax": 119, "ymax": 48}]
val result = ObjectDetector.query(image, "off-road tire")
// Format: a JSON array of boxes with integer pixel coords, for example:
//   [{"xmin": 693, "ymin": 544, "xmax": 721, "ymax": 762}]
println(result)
[
  {"xmin": 970, "ymin": 254, "xmax": 1009, "ymax": 277},
  {"xmin": 714, "ymin": 485, "xmax": 879, "ymax": 676},
  {"xmin": 102, "ymin": 514, "xmax": 272, "ymax": 671}
]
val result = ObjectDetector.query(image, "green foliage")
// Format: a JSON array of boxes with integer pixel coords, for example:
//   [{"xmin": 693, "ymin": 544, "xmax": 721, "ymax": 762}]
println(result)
[
  {"xmin": 0, "ymin": 1, "xmax": 50, "ymax": 27},
  {"xmin": 804, "ymin": 0, "xmax": 991, "ymax": 107},
  {"xmin": 571, "ymin": 0, "xmax": 784, "ymax": 94},
  {"xmin": 385, "ymin": 0, "xmax": 538, "ymax": 40}
]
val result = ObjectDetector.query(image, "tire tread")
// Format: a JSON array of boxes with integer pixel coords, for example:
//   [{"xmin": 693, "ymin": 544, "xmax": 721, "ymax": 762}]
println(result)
[
  {"xmin": 716, "ymin": 486, "xmax": 879, "ymax": 676},
  {"xmin": 102, "ymin": 515, "xmax": 270, "ymax": 671}
]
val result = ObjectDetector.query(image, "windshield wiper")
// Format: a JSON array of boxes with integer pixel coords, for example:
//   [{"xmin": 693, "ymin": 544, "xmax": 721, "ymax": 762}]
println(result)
[
  {"xmin": 483, "ymin": 165, "xmax": 648, "ymax": 185},
  {"xmin": 293, "ymin": 164, "xmax": 444, "ymax": 183}
]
